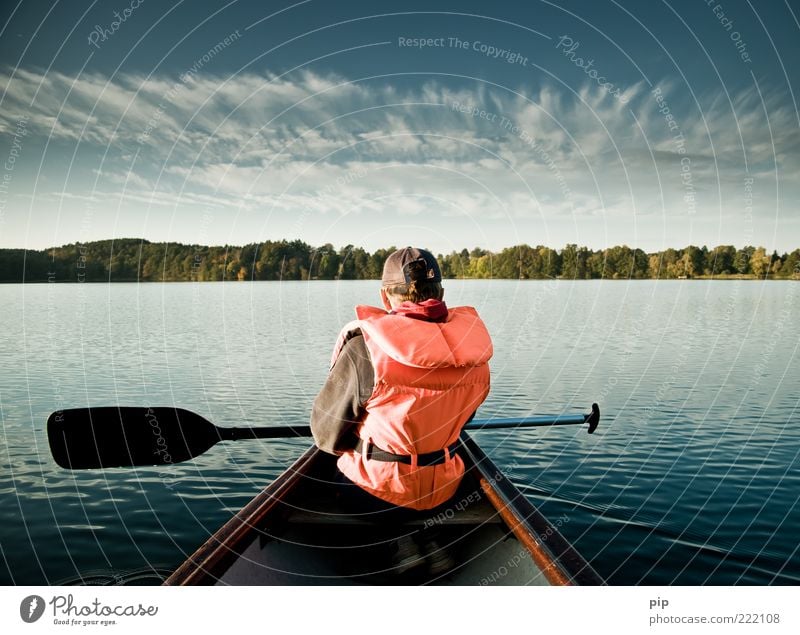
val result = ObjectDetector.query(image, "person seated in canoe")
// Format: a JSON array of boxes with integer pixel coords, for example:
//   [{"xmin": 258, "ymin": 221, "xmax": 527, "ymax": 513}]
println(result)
[{"xmin": 310, "ymin": 247, "xmax": 493, "ymax": 575}]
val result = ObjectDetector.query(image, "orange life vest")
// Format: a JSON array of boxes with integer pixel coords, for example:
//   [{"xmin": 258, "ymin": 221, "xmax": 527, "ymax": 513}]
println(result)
[{"xmin": 334, "ymin": 304, "xmax": 492, "ymax": 510}]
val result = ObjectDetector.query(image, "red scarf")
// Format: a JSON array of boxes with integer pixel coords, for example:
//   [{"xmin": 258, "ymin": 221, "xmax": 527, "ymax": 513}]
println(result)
[{"xmin": 390, "ymin": 299, "xmax": 449, "ymax": 323}]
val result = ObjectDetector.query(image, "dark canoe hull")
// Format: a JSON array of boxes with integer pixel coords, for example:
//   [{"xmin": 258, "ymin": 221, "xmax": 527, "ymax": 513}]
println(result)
[{"xmin": 164, "ymin": 433, "xmax": 603, "ymax": 586}]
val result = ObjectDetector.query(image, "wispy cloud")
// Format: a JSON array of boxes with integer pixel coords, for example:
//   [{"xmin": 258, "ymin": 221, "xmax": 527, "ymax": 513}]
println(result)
[{"xmin": 1, "ymin": 66, "xmax": 796, "ymax": 249}]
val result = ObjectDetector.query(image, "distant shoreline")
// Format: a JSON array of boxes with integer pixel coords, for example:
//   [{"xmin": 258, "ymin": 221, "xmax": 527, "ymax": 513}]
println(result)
[
  {"xmin": 2, "ymin": 275, "xmax": 796, "ymax": 284},
  {"xmin": 1, "ymin": 238, "xmax": 798, "ymax": 283}
]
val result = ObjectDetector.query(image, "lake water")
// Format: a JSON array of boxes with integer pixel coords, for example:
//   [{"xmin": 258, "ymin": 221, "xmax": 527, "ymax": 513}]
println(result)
[{"xmin": 0, "ymin": 280, "xmax": 798, "ymax": 585}]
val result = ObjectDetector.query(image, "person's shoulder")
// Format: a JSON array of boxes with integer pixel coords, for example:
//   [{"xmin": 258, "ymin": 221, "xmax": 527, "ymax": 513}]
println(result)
[
  {"xmin": 336, "ymin": 331, "xmax": 373, "ymax": 390},
  {"xmin": 339, "ymin": 326, "xmax": 363, "ymax": 344},
  {"xmin": 338, "ymin": 330, "xmax": 369, "ymax": 359}
]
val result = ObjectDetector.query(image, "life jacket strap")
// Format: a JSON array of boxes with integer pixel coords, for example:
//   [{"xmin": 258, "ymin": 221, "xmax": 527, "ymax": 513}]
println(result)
[{"xmin": 353, "ymin": 439, "xmax": 459, "ymax": 467}]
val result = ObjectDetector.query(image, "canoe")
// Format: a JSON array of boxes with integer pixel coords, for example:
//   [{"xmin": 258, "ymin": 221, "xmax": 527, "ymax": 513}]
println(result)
[{"xmin": 163, "ymin": 432, "xmax": 603, "ymax": 585}]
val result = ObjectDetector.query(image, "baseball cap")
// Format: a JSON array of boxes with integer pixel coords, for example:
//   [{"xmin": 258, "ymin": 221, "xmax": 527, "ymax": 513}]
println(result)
[{"xmin": 381, "ymin": 247, "xmax": 442, "ymax": 286}]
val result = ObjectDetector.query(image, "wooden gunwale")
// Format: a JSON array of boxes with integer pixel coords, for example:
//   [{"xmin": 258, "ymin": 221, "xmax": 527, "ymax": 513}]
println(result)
[
  {"xmin": 163, "ymin": 445, "xmax": 319, "ymax": 585},
  {"xmin": 459, "ymin": 432, "xmax": 603, "ymax": 586}
]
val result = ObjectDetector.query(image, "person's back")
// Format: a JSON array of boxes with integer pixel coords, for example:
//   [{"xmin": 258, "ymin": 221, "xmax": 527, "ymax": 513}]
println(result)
[{"xmin": 311, "ymin": 247, "xmax": 493, "ymax": 511}]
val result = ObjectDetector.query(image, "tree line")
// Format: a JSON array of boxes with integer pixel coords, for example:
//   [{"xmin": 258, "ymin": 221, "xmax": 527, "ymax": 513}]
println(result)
[{"xmin": 1, "ymin": 239, "xmax": 798, "ymax": 283}]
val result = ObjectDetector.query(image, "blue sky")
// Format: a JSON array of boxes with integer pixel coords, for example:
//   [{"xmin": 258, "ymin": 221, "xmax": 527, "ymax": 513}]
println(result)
[{"xmin": 1, "ymin": 0, "xmax": 798, "ymax": 253}]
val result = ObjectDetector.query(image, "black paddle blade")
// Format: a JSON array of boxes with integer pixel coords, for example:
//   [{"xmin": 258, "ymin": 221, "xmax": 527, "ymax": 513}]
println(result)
[{"xmin": 47, "ymin": 407, "xmax": 222, "ymax": 469}]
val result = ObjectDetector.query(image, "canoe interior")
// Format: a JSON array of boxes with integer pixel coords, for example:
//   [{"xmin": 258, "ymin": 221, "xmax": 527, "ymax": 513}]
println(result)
[
  {"xmin": 166, "ymin": 435, "xmax": 602, "ymax": 586},
  {"xmin": 218, "ymin": 458, "xmax": 547, "ymax": 585}
]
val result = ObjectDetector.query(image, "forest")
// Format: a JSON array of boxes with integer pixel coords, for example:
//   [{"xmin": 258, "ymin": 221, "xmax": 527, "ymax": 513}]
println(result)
[{"xmin": 0, "ymin": 239, "xmax": 798, "ymax": 282}]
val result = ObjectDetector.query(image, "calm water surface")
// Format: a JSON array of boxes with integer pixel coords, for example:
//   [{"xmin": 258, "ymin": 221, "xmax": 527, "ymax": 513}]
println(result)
[{"xmin": 0, "ymin": 280, "xmax": 798, "ymax": 584}]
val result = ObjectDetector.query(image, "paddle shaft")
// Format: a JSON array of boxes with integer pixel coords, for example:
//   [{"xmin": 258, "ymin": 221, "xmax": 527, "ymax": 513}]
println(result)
[{"xmin": 222, "ymin": 410, "xmax": 595, "ymax": 440}]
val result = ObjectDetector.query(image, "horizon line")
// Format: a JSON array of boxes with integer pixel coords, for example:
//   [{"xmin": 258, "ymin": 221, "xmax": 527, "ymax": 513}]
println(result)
[{"xmin": 2, "ymin": 237, "xmax": 798, "ymax": 255}]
